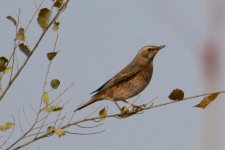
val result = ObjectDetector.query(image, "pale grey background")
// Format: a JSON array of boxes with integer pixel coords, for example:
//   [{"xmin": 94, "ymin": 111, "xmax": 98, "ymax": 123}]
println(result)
[{"xmin": 0, "ymin": 0, "xmax": 224, "ymax": 150}]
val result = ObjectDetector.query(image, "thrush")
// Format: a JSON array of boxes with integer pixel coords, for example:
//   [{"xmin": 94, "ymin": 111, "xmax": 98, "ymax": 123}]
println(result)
[{"xmin": 74, "ymin": 45, "xmax": 165, "ymax": 112}]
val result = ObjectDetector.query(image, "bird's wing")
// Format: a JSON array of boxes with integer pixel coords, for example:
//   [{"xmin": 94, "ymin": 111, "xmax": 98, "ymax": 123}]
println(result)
[{"xmin": 91, "ymin": 64, "xmax": 140, "ymax": 94}]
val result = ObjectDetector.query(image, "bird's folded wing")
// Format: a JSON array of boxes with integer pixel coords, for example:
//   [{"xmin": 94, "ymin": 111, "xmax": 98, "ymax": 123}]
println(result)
[{"xmin": 91, "ymin": 64, "xmax": 140, "ymax": 94}]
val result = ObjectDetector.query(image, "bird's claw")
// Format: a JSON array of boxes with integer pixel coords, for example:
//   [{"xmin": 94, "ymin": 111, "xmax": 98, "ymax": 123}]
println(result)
[{"xmin": 131, "ymin": 104, "xmax": 146, "ymax": 111}]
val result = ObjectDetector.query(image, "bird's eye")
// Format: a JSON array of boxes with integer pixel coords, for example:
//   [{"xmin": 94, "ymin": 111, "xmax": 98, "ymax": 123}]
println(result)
[{"xmin": 147, "ymin": 48, "xmax": 152, "ymax": 51}]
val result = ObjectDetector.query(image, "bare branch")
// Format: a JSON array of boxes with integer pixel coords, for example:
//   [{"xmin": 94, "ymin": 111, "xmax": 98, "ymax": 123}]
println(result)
[
  {"xmin": 5, "ymin": 1, "xmax": 70, "ymax": 149},
  {"xmin": 0, "ymin": 115, "xmax": 16, "ymax": 149},
  {"xmin": 0, "ymin": 0, "xmax": 69, "ymax": 103},
  {"xmin": 76, "ymin": 123, "xmax": 103, "ymax": 129},
  {"xmin": 9, "ymin": 90, "xmax": 225, "ymax": 150},
  {"xmin": 65, "ymin": 130, "xmax": 105, "ymax": 136},
  {"xmin": 22, "ymin": 106, "xmax": 31, "ymax": 126},
  {"xmin": 18, "ymin": 109, "xmax": 24, "ymax": 134}
]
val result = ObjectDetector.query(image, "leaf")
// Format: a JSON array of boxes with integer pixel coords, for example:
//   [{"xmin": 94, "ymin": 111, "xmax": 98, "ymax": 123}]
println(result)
[
  {"xmin": 19, "ymin": 43, "xmax": 31, "ymax": 57},
  {"xmin": 43, "ymin": 105, "xmax": 63, "ymax": 113},
  {"xmin": 121, "ymin": 106, "xmax": 129, "ymax": 114},
  {"xmin": 3, "ymin": 66, "xmax": 12, "ymax": 74},
  {"xmin": 47, "ymin": 52, "xmax": 58, "ymax": 61},
  {"xmin": 119, "ymin": 106, "xmax": 131, "ymax": 118},
  {"xmin": 169, "ymin": 88, "xmax": 184, "ymax": 101},
  {"xmin": 52, "ymin": 21, "xmax": 60, "ymax": 31},
  {"xmin": 42, "ymin": 92, "xmax": 50, "ymax": 106},
  {"xmin": 99, "ymin": 107, "xmax": 107, "ymax": 121},
  {"xmin": 194, "ymin": 93, "xmax": 220, "ymax": 109},
  {"xmin": 0, "ymin": 122, "xmax": 15, "ymax": 132},
  {"xmin": 37, "ymin": 8, "xmax": 51, "ymax": 30},
  {"xmin": 54, "ymin": 0, "xmax": 64, "ymax": 8},
  {"xmin": 55, "ymin": 128, "xmax": 65, "ymax": 137},
  {"xmin": 16, "ymin": 28, "xmax": 25, "ymax": 41},
  {"xmin": 52, "ymin": 105, "xmax": 63, "ymax": 111},
  {"xmin": 47, "ymin": 126, "xmax": 55, "ymax": 134},
  {"xmin": 0, "ymin": 56, "xmax": 8, "ymax": 72},
  {"xmin": 0, "ymin": 57, "xmax": 8, "ymax": 63},
  {"xmin": 6, "ymin": 16, "xmax": 17, "ymax": 26},
  {"xmin": 51, "ymin": 79, "xmax": 60, "ymax": 89}
]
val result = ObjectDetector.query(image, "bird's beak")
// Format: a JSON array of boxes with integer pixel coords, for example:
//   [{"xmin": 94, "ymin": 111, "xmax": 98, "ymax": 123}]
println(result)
[{"xmin": 157, "ymin": 45, "xmax": 166, "ymax": 51}]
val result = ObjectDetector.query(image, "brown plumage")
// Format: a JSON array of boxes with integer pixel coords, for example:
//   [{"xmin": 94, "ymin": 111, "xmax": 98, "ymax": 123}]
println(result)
[{"xmin": 74, "ymin": 45, "xmax": 165, "ymax": 112}]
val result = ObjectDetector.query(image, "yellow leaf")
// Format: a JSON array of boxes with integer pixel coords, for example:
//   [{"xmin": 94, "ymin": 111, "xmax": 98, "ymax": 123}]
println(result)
[
  {"xmin": 194, "ymin": 93, "xmax": 220, "ymax": 109},
  {"xmin": 47, "ymin": 52, "xmax": 58, "ymax": 61},
  {"xmin": 169, "ymin": 88, "xmax": 184, "ymax": 101},
  {"xmin": 52, "ymin": 21, "xmax": 60, "ymax": 31},
  {"xmin": 6, "ymin": 16, "xmax": 17, "ymax": 26},
  {"xmin": 0, "ymin": 122, "xmax": 15, "ymax": 132},
  {"xmin": 38, "ymin": 8, "xmax": 51, "ymax": 30},
  {"xmin": 54, "ymin": 0, "xmax": 64, "ymax": 8},
  {"xmin": 19, "ymin": 43, "xmax": 31, "ymax": 57},
  {"xmin": 42, "ymin": 92, "xmax": 50, "ymax": 106},
  {"xmin": 47, "ymin": 126, "xmax": 55, "ymax": 135},
  {"xmin": 99, "ymin": 107, "xmax": 107, "ymax": 121},
  {"xmin": 121, "ymin": 106, "xmax": 129, "ymax": 114},
  {"xmin": 3, "ymin": 66, "xmax": 12, "ymax": 74},
  {"xmin": 55, "ymin": 128, "xmax": 65, "ymax": 137},
  {"xmin": 43, "ymin": 105, "xmax": 63, "ymax": 113},
  {"xmin": 51, "ymin": 79, "xmax": 60, "ymax": 89},
  {"xmin": 16, "ymin": 28, "xmax": 25, "ymax": 41},
  {"xmin": 43, "ymin": 106, "xmax": 54, "ymax": 113},
  {"xmin": 52, "ymin": 105, "xmax": 63, "ymax": 111}
]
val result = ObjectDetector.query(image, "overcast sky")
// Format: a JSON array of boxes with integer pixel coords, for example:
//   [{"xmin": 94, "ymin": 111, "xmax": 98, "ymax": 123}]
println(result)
[{"xmin": 0, "ymin": 0, "xmax": 224, "ymax": 150}]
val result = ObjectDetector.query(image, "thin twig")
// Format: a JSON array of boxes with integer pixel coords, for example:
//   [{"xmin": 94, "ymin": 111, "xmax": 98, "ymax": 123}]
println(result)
[
  {"xmin": 34, "ymin": 113, "xmax": 51, "ymax": 138},
  {"xmin": 65, "ymin": 130, "xmax": 105, "ymax": 135},
  {"xmin": 5, "ymin": 1, "xmax": 70, "ymax": 149},
  {"xmin": 53, "ymin": 82, "xmax": 75, "ymax": 103},
  {"xmin": 54, "ymin": 99, "xmax": 71, "ymax": 127},
  {"xmin": 22, "ymin": 106, "xmax": 31, "ymax": 126},
  {"xmin": 18, "ymin": 109, "xmax": 24, "ymax": 134},
  {"xmin": 0, "ymin": 0, "xmax": 67, "ymax": 103},
  {"xmin": 0, "ymin": 115, "xmax": 16, "ymax": 148},
  {"xmin": 9, "ymin": 90, "xmax": 225, "ymax": 150},
  {"xmin": 76, "ymin": 123, "xmax": 103, "ymax": 129}
]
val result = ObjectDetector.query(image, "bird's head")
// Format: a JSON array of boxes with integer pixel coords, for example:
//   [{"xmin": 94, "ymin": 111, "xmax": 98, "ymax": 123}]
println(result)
[{"xmin": 139, "ymin": 45, "xmax": 165, "ymax": 61}]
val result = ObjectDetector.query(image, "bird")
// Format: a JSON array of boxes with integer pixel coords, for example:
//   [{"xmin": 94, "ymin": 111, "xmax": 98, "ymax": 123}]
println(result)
[{"xmin": 74, "ymin": 45, "xmax": 165, "ymax": 112}]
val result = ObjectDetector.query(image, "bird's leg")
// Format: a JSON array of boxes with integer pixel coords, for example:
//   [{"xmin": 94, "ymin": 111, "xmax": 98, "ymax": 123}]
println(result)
[
  {"xmin": 122, "ymin": 100, "xmax": 145, "ymax": 110},
  {"xmin": 113, "ymin": 101, "xmax": 124, "ymax": 114}
]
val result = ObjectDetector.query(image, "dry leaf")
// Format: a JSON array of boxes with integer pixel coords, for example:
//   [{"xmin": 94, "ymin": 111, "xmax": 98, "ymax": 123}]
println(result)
[
  {"xmin": 16, "ymin": 28, "xmax": 25, "ymax": 41},
  {"xmin": 47, "ymin": 52, "xmax": 58, "ymax": 61},
  {"xmin": 54, "ymin": 0, "xmax": 64, "ymax": 8},
  {"xmin": 52, "ymin": 21, "xmax": 60, "ymax": 31},
  {"xmin": 47, "ymin": 126, "xmax": 55, "ymax": 135},
  {"xmin": 3, "ymin": 66, "xmax": 12, "ymax": 74},
  {"xmin": 55, "ymin": 128, "xmax": 65, "ymax": 137},
  {"xmin": 169, "ymin": 88, "xmax": 184, "ymax": 101},
  {"xmin": 194, "ymin": 93, "xmax": 220, "ymax": 109},
  {"xmin": 19, "ymin": 43, "xmax": 31, "ymax": 57},
  {"xmin": 52, "ymin": 105, "xmax": 63, "ymax": 111},
  {"xmin": 38, "ymin": 8, "xmax": 51, "ymax": 30},
  {"xmin": 0, "ymin": 122, "xmax": 15, "ymax": 132},
  {"xmin": 99, "ymin": 107, "xmax": 107, "ymax": 121},
  {"xmin": 51, "ymin": 79, "xmax": 60, "ymax": 89},
  {"xmin": 6, "ymin": 16, "xmax": 17, "ymax": 26},
  {"xmin": 0, "ymin": 56, "xmax": 8, "ymax": 72},
  {"xmin": 121, "ymin": 106, "xmax": 129, "ymax": 114},
  {"xmin": 43, "ymin": 105, "xmax": 63, "ymax": 113},
  {"xmin": 42, "ymin": 92, "xmax": 50, "ymax": 106}
]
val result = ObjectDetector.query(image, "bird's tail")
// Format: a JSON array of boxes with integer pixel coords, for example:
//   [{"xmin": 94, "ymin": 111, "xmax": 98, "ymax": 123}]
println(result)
[{"xmin": 74, "ymin": 97, "xmax": 101, "ymax": 112}]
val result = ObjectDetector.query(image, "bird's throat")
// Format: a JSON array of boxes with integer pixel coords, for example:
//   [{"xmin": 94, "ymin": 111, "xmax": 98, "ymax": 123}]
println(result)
[{"xmin": 139, "ymin": 58, "xmax": 149, "ymax": 66}]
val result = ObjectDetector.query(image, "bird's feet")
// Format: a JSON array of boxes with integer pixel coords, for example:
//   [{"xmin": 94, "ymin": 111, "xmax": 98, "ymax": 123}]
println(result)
[{"xmin": 130, "ymin": 104, "xmax": 146, "ymax": 111}]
